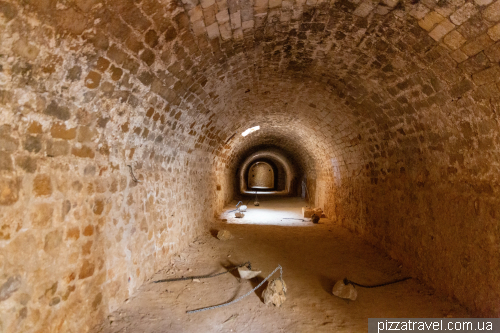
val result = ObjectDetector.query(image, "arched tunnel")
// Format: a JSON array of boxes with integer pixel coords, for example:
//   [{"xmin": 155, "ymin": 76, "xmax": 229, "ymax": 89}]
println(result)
[{"xmin": 1, "ymin": 0, "xmax": 500, "ymax": 330}]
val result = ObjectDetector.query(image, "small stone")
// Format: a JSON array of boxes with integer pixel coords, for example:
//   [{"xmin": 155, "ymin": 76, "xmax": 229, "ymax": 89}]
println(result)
[
  {"xmin": 332, "ymin": 279, "xmax": 358, "ymax": 301},
  {"xmin": 238, "ymin": 266, "xmax": 261, "ymax": 279},
  {"xmin": 263, "ymin": 278, "xmax": 287, "ymax": 307},
  {"xmin": 311, "ymin": 214, "xmax": 320, "ymax": 224},
  {"xmin": 217, "ymin": 230, "xmax": 232, "ymax": 240},
  {"xmin": 193, "ymin": 279, "xmax": 201, "ymax": 282},
  {"xmin": 235, "ymin": 212, "xmax": 244, "ymax": 218}
]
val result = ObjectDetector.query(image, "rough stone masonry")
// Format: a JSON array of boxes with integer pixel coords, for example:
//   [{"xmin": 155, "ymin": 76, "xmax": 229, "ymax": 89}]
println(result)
[{"xmin": 1, "ymin": 0, "xmax": 500, "ymax": 331}]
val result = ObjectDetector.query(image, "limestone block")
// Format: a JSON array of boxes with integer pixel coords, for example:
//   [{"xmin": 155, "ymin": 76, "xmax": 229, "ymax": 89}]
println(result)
[
  {"xmin": 472, "ymin": 66, "xmax": 500, "ymax": 85},
  {"xmin": 332, "ymin": 280, "xmax": 357, "ymax": 301},
  {"xmin": 219, "ymin": 22, "xmax": 232, "ymax": 40},
  {"xmin": 217, "ymin": 230, "xmax": 232, "ymax": 240},
  {"xmin": 353, "ymin": 0, "xmax": 376, "ymax": 17},
  {"xmin": 443, "ymin": 30, "xmax": 467, "ymax": 50},
  {"xmin": 235, "ymin": 211, "xmax": 244, "ymax": 218},
  {"xmin": 483, "ymin": 0, "xmax": 500, "ymax": 22},
  {"xmin": 461, "ymin": 34, "xmax": 494, "ymax": 56},
  {"xmin": 242, "ymin": 20, "xmax": 254, "ymax": 30},
  {"xmin": 192, "ymin": 20, "xmax": 206, "ymax": 36},
  {"xmin": 263, "ymin": 278, "xmax": 287, "ymax": 307},
  {"xmin": 206, "ymin": 22, "xmax": 220, "ymax": 39},
  {"xmin": 488, "ymin": 23, "xmax": 500, "ymax": 41},
  {"xmin": 230, "ymin": 10, "xmax": 241, "ymax": 29},
  {"xmin": 303, "ymin": 207, "xmax": 313, "ymax": 218},
  {"xmin": 418, "ymin": 11, "xmax": 445, "ymax": 32},
  {"xmin": 216, "ymin": 9, "xmax": 230, "ymax": 24},
  {"xmin": 409, "ymin": 3, "xmax": 430, "ymax": 20},
  {"xmin": 450, "ymin": 2, "xmax": 478, "ymax": 26},
  {"xmin": 189, "ymin": 6, "xmax": 203, "ymax": 22},
  {"xmin": 429, "ymin": 19, "xmax": 455, "ymax": 41}
]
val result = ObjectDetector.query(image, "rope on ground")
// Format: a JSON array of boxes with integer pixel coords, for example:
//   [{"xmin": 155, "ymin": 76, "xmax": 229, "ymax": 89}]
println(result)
[
  {"xmin": 344, "ymin": 277, "xmax": 411, "ymax": 288},
  {"xmin": 153, "ymin": 262, "xmax": 251, "ymax": 283},
  {"xmin": 186, "ymin": 264, "xmax": 283, "ymax": 314}
]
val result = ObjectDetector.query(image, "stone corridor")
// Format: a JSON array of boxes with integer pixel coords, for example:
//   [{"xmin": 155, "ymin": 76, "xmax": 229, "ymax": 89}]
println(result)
[{"xmin": 1, "ymin": 0, "xmax": 500, "ymax": 331}]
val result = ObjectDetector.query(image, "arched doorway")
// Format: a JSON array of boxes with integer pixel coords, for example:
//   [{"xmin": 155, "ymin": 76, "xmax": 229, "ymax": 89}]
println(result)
[{"xmin": 248, "ymin": 161, "xmax": 274, "ymax": 189}]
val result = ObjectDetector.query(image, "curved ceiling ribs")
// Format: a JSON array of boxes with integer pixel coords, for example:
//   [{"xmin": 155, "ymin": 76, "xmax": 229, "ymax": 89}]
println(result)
[{"xmin": 17, "ymin": 0, "xmax": 500, "ymax": 183}]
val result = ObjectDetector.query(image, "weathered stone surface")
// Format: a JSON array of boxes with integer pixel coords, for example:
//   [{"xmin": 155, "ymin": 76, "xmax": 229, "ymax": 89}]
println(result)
[
  {"xmin": 16, "ymin": 155, "xmax": 37, "ymax": 173},
  {"xmin": 47, "ymin": 140, "xmax": 70, "ymax": 157},
  {"xmin": 85, "ymin": 71, "xmax": 101, "ymax": 89},
  {"xmin": 332, "ymin": 280, "xmax": 358, "ymax": 301},
  {"xmin": 24, "ymin": 135, "xmax": 42, "ymax": 153},
  {"xmin": 72, "ymin": 145, "xmax": 95, "ymax": 158},
  {"xmin": 79, "ymin": 260, "xmax": 95, "ymax": 279},
  {"xmin": 0, "ymin": 276, "xmax": 21, "ymax": 302},
  {"xmin": 31, "ymin": 203, "xmax": 53, "ymax": 228},
  {"xmin": 303, "ymin": 207, "xmax": 314, "ymax": 218},
  {"xmin": 0, "ymin": 151, "xmax": 13, "ymax": 170},
  {"xmin": 33, "ymin": 174, "xmax": 52, "ymax": 196},
  {"xmin": 51, "ymin": 123, "xmax": 77, "ymax": 140},
  {"xmin": 0, "ymin": 178, "xmax": 19, "ymax": 205},
  {"xmin": 45, "ymin": 101, "xmax": 71, "ymax": 120},
  {"xmin": 44, "ymin": 230, "xmax": 62, "ymax": 253},
  {"xmin": 263, "ymin": 278, "xmax": 287, "ymax": 307},
  {"xmin": 12, "ymin": 38, "xmax": 39, "ymax": 60}
]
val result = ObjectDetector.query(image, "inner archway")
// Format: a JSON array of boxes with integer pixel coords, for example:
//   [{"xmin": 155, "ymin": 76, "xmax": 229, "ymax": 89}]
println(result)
[{"xmin": 248, "ymin": 161, "xmax": 274, "ymax": 190}]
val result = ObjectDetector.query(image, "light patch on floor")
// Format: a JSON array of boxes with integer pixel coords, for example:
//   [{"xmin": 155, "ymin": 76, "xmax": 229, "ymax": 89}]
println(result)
[{"xmin": 221, "ymin": 197, "xmax": 332, "ymax": 226}]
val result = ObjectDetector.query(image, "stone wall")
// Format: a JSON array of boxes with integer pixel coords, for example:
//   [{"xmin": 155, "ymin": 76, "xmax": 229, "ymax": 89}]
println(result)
[{"xmin": 0, "ymin": 2, "xmax": 220, "ymax": 331}]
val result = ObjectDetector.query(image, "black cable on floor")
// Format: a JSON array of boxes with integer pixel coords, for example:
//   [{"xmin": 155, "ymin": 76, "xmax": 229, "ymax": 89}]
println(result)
[{"xmin": 344, "ymin": 277, "xmax": 411, "ymax": 288}]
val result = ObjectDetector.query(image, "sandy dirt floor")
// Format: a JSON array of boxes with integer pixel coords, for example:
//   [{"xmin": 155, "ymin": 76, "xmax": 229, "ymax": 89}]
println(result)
[{"xmin": 92, "ymin": 197, "xmax": 469, "ymax": 333}]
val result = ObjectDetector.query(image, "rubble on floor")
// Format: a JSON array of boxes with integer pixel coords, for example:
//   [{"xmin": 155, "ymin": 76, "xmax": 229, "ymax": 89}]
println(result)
[
  {"xmin": 332, "ymin": 279, "xmax": 357, "ymax": 301},
  {"xmin": 235, "ymin": 212, "xmax": 244, "ymax": 218},
  {"xmin": 263, "ymin": 278, "xmax": 287, "ymax": 307},
  {"xmin": 237, "ymin": 266, "xmax": 261, "ymax": 279},
  {"xmin": 217, "ymin": 230, "xmax": 233, "ymax": 240}
]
